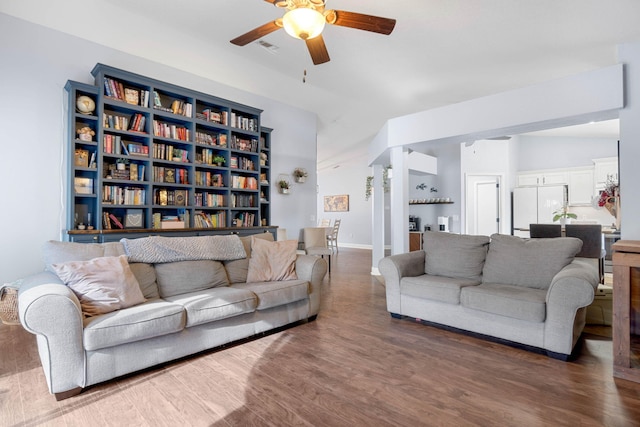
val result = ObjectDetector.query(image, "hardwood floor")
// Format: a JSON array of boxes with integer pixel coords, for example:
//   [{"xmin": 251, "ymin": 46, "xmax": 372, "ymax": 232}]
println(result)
[{"xmin": 2, "ymin": 248, "xmax": 640, "ymax": 426}]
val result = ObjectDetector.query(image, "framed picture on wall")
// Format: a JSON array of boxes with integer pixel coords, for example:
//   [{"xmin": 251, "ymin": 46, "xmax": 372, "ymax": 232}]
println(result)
[{"xmin": 324, "ymin": 194, "xmax": 349, "ymax": 212}]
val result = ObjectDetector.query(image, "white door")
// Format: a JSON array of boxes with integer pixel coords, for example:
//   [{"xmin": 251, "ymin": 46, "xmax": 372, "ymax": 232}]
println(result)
[{"xmin": 466, "ymin": 175, "xmax": 501, "ymax": 236}]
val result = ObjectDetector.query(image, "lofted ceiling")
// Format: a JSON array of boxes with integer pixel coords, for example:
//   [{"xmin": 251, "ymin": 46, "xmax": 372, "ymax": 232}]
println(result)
[{"xmin": 2, "ymin": 0, "xmax": 639, "ymax": 170}]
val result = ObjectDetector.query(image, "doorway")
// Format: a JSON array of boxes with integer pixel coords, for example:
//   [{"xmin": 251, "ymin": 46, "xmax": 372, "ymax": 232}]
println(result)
[{"xmin": 465, "ymin": 175, "xmax": 502, "ymax": 236}]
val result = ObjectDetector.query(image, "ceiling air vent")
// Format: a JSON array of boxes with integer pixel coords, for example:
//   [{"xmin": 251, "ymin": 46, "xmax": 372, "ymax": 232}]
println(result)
[{"xmin": 257, "ymin": 40, "xmax": 279, "ymax": 54}]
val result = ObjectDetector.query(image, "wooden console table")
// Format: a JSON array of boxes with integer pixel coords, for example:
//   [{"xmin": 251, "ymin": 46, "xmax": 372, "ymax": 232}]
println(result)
[{"xmin": 612, "ymin": 240, "xmax": 640, "ymax": 383}]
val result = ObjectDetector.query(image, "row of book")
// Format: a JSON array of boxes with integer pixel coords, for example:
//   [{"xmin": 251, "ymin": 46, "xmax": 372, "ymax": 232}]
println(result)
[
  {"xmin": 195, "ymin": 171, "xmax": 224, "ymax": 187},
  {"xmin": 103, "ymin": 112, "xmax": 146, "ymax": 133},
  {"xmin": 231, "ymin": 175, "xmax": 258, "ymax": 190},
  {"xmin": 230, "ymin": 112, "xmax": 258, "ymax": 132},
  {"xmin": 195, "ymin": 131, "xmax": 227, "ymax": 147},
  {"xmin": 151, "ymin": 212, "xmax": 189, "ymax": 229},
  {"xmin": 102, "ymin": 185, "xmax": 145, "ymax": 205},
  {"xmin": 194, "ymin": 210, "xmax": 226, "ymax": 228},
  {"xmin": 230, "ymin": 156, "xmax": 256, "ymax": 171},
  {"xmin": 153, "ymin": 143, "xmax": 189, "ymax": 162},
  {"xmin": 153, "ymin": 97, "xmax": 192, "ymax": 117},
  {"xmin": 195, "ymin": 148, "xmax": 224, "ymax": 166},
  {"xmin": 106, "ymin": 163, "xmax": 146, "ymax": 181},
  {"xmin": 103, "ymin": 77, "xmax": 150, "ymax": 108},
  {"xmin": 194, "ymin": 192, "xmax": 226, "ymax": 207},
  {"xmin": 153, "ymin": 120, "xmax": 190, "ymax": 141},
  {"xmin": 196, "ymin": 108, "xmax": 227, "ymax": 125},
  {"xmin": 233, "ymin": 212, "xmax": 256, "ymax": 227},
  {"xmin": 103, "ymin": 134, "xmax": 149, "ymax": 156},
  {"xmin": 153, "ymin": 166, "xmax": 189, "ymax": 184},
  {"xmin": 103, "ymin": 211, "xmax": 125, "ymax": 229},
  {"xmin": 231, "ymin": 193, "xmax": 257, "ymax": 208},
  {"xmin": 153, "ymin": 189, "xmax": 188, "ymax": 206},
  {"xmin": 230, "ymin": 135, "xmax": 258, "ymax": 152}
]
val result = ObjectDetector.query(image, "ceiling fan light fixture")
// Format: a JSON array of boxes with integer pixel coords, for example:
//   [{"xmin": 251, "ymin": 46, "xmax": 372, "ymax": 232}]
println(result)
[{"xmin": 282, "ymin": 8, "xmax": 325, "ymax": 40}]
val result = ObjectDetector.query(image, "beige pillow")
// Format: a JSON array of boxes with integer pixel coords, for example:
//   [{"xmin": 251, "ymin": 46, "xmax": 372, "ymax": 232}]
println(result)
[
  {"xmin": 51, "ymin": 255, "xmax": 146, "ymax": 317},
  {"xmin": 246, "ymin": 237, "xmax": 298, "ymax": 282}
]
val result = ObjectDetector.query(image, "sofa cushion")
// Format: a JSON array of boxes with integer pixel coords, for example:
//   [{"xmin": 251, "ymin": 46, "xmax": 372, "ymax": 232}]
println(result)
[
  {"xmin": 51, "ymin": 255, "xmax": 146, "ymax": 317},
  {"xmin": 224, "ymin": 233, "xmax": 274, "ymax": 284},
  {"xmin": 83, "ymin": 299, "xmax": 185, "ymax": 351},
  {"xmin": 43, "ymin": 240, "xmax": 125, "ymax": 271},
  {"xmin": 164, "ymin": 287, "xmax": 257, "ymax": 327},
  {"xmin": 460, "ymin": 283, "xmax": 547, "ymax": 322},
  {"xmin": 232, "ymin": 280, "xmax": 310, "ymax": 310},
  {"xmin": 155, "ymin": 260, "xmax": 229, "ymax": 298},
  {"xmin": 246, "ymin": 238, "xmax": 298, "ymax": 282},
  {"xmin": 129, "ymin": 262, "xmax": 160, "ymax": 299},
  {"xmin": 401, "ymin": 275, "xmax": 481, "ymax": 305},
  {"xmin": 424, "ymin": 231, "xmax": 490, "ymax": 281},
  {"xmin": 482, "ymin": 234, "xmax": 582, "ymax": 289}
]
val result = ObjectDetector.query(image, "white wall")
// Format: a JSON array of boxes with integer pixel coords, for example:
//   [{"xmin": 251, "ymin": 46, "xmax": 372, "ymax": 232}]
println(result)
[
  {"xmin": 317, "ymin": 155, "xmax": 377, "ymax": 248},
  {"xmin": 0, "ymin": 14, "xmax": 317, "ymax": 282},
  {"xmin": 517, "ymin": 135, "xmax": 618, "ymax": 171}
]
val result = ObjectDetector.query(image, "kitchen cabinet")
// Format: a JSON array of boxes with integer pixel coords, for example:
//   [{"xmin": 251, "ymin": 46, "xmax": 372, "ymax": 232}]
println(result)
[
  {"xmin": 568, "ymin": 168, "xmax": 594, "ymax": 205},
  {"xmin": 517, "ymin": 171, "xmax": 567, "ymax": 186},
  {"xmin": 593, "ymin": 157, "xmax": 618, "ymax": 190}
]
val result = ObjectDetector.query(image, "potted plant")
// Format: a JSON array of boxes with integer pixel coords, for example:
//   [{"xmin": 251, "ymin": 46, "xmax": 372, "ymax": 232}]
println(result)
[
  {"xmin": 292, "ymin": 167, "xmax": 308, "ymax": 183},
  {"xmin": 213, "ymin": 155, "xmax": 225, "ymax": 166},
  {"xmin": 116, "ymin": 158, "xmax": 129, "ymax": 170},
  {"xmin": 278, "ymin": 179, "xmax": 291, "ymax": 194},
  {"xmin": 553, "ymin": 204, "xmax": 577, "ymax": 226},
  {"xmin": 77, "ymin": 126, "xmax": 95, "ymax": 142}
]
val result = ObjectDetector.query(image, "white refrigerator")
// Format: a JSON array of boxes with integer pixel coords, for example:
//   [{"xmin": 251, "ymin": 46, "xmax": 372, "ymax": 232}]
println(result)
[{"xmin": 513, "ymin": 185, "xmax": 567, "ymax": 237}]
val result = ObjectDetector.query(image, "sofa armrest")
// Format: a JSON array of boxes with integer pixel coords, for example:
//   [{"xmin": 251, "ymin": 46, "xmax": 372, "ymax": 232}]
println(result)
[
  {"xmin": 18, "ymin": 271, "xmax": 86, "ymax": 395},
  {"xmin": 295, "ymin": 254, "xmax": 327, "ymax": 316},
  {"xmin": 379, "ymin": 251, "xmax": 426, "ymax": 314},
  {"xmin": 544, "ymin": 260, "xmax": 599, "ymax": 355}
]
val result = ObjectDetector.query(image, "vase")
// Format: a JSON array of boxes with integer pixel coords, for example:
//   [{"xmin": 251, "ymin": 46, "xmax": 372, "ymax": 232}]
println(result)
[
  {"xmin": 294, "ymin": 176, "xmax": 306, "ymax": 183},
  {"xmin": 117, "ymin": 163, "xmax": 126, "ymax": 171}
]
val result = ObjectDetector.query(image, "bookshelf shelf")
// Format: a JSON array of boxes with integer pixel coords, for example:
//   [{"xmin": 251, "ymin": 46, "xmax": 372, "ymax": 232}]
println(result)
[{"xmin": 65, "ymin": 64, "xmax": 272, "ymax": 241}]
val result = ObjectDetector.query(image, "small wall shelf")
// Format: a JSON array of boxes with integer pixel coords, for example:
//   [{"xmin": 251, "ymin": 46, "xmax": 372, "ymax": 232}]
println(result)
[{"xmin": 409, "ymin": 201, "xmax": 454, "ymax": 205}]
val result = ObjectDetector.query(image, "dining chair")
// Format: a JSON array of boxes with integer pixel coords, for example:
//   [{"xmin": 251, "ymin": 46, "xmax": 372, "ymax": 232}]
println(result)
[
  {"xmin": 327, "ymin": 219, "xmax": 341, "ymax": 253},
  {"xmin": 529, "ymin": 224, "xmax": 562, "ymax": 238},
  {"xmin": 318, "ymin": 218, "xmax": 331, "ymax": 227},
  {"xmin": 564, "ymin": 224, "xmax": 605, "ymax": 283},
  {"xmin": 303, "ymin": 227, "xmax": 331, "ymax": 273}
]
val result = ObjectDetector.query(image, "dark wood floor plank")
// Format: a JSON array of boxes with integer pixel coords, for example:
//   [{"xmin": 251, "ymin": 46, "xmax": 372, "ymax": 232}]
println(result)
[{"xmin": 2, "ymin": 248, "xmax": 640, "ymax": 426}]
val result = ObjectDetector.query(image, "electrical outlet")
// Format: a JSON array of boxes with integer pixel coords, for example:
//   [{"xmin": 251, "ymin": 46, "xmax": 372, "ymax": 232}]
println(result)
[{"xmin": 349, "ymin": 233, "xmax": 353, "ymax": 238}]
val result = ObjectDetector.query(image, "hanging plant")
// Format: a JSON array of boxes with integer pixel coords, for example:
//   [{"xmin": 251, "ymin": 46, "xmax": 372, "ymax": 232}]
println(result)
[
  {"xmin": 293, "ymin": 167, "xmax": 308, "ymax": 183},
  {"xmin": 365, "ymin": 165, "xmax": 392, "ymax": 201},
  {"xmin": 365, "ymin": 176, "xmax": 374, "ymax": 200}
]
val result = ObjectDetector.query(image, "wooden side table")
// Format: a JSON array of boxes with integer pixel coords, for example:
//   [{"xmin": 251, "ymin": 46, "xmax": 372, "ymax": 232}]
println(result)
[{"xmin": 612, "ymin": 240, "xmax": 640, "ymax": 383}]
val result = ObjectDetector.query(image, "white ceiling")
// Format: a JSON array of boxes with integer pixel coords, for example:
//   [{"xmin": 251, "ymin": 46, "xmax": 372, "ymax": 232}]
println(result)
[{"xmin": 2, "ymin": 0, "xmax": 638, "ymax": 169}]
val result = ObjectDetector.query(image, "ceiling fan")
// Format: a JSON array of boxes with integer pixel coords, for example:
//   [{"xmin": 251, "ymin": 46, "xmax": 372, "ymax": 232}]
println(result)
[{"xmin": 230, "ymin": 0, "xmax": 396, "ymax": 65}]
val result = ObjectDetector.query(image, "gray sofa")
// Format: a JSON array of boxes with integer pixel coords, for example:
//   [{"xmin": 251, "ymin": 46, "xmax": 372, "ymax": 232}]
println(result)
[
  {"xmin": 379, "ymin": 232, "xmax": 599, "ymax": 359},
  {"xmin": 18, "ymin": 233, "xmax": 326, "ymax": 400}
]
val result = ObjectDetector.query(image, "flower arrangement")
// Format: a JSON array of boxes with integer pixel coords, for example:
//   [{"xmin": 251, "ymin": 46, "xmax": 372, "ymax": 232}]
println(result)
[{"xmin": 597, "ymin": 178, "xmax": 619, "ymax": 218}]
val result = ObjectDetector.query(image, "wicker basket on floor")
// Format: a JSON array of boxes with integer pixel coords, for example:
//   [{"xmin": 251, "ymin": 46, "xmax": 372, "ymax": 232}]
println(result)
[{"xmin": 0, "ymin": 285, "xmax": 20, "ymax": 325}]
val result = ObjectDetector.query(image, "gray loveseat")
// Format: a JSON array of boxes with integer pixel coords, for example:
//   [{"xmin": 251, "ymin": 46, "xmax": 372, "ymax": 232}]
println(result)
[
  {"xmin": 379, "ymin": 232, "xmax": 598, "ymax": 359},
  {"xmin": 18, "ymin": 233, "xmax": 326, "ymax": 400}
]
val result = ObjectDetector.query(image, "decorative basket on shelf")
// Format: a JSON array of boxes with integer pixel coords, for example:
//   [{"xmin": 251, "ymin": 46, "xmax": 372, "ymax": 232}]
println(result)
[{"xmin": 0, "ymin": 284, "xmax": 20, "ymax": 325}]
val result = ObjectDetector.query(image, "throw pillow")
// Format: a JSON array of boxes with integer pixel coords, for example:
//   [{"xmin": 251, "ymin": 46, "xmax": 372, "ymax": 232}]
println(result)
[
  {"xmin": 224, "ymin": 233, "xmax": 274, "ymax": 284},
  {"xmin": 246, "ymin": 237, "xmax": 298, "ymax": 282},
  {"xmin": 424, "ymin": 231, "xmax": 490, "ymax": 281},
  {"xmin": 51, "ymin": 255, "xmax": 146, "ymax": 317},
  {"xmin": 482, "ymin": 233, "xmax": 582, "ymax": 289}
]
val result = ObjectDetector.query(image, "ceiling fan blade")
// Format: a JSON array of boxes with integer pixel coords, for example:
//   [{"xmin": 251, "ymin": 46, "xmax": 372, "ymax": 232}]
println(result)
[
  {"xmin": 326, "ymin": 10, "xmax": 396, "ymax": 35},
  {"xmin": 306, "ymin": 35, "xmax": 330, "ymax": 65},
  {"xmin": 230, "ymin": 21, "xmax": 281, "ymax": 46}
]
